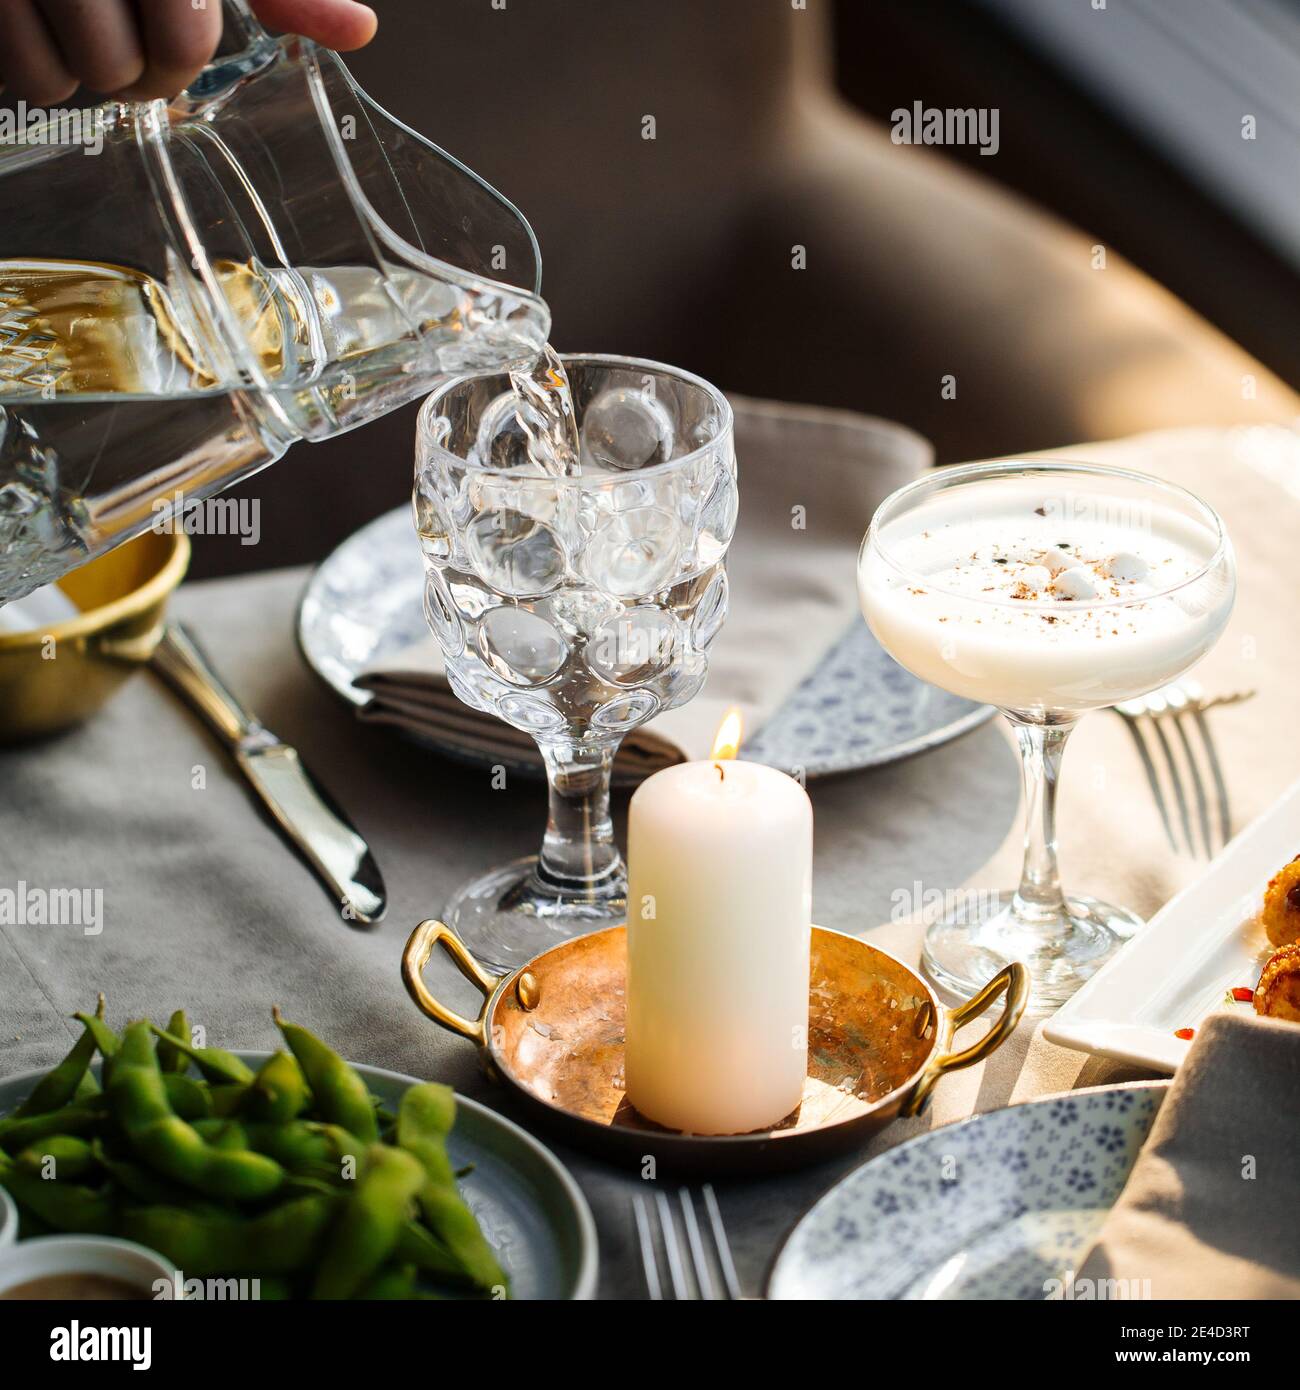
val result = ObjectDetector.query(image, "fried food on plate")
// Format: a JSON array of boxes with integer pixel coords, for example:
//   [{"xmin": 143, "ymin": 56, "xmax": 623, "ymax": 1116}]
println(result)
[
  {"xmin": 1261, "ymin": 855, "xmax": 1300, "ymax": 947},
  {"xmin": 1254, "ymin": 944, "xmax": 1300, "ymax": 1023}
]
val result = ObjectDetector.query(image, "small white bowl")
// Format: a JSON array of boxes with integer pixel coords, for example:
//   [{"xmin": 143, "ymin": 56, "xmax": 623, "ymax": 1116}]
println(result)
[
  {"xmin": 0, "ymin": 1236, "xmax": 175, "ymax": 1301},
  {"xmin": 0, "ymin": 1186, "xmax": 16, "ymax": 1249}
]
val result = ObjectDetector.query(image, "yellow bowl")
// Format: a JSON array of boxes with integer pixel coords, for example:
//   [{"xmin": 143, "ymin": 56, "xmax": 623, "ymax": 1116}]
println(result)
[{"xmin": 0, "ymin": 531, "xmax": 190, "ymax": 743}]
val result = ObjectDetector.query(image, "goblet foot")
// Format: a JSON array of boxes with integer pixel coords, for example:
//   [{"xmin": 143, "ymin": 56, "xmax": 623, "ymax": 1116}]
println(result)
[
  {"xmin": 922, "ymin": 893, "xmax": 1144, "ymax": 1008},
  {"xmin": 443, "ymin": 853, "xmax": 627, "ymax": 973}
]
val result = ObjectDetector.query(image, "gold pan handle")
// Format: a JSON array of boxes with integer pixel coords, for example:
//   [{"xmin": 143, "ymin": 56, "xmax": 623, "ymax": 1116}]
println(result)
[
  {"xmin": 401, "ymin": 919, "xmax": 503, "ymax": 1047},
  {"xmin": 902, "ymin": 961, "xmax": 1029, "ymax": 1116}
]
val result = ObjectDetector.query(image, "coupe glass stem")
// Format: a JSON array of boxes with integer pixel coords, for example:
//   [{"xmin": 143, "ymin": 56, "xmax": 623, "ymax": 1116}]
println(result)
[
  {"xmin": 536, "ymin": 740, "xmax": 623, "ymax": 893},
  {"xmin": 1006, "ymin": 714, "xmax": 1076, "ymax": 927}
]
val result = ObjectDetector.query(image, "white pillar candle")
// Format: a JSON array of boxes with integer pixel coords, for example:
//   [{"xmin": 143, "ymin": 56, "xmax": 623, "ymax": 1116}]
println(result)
[{"xmin": 625, "ymin": 730, "xmax": 812, "ymax": 1135}]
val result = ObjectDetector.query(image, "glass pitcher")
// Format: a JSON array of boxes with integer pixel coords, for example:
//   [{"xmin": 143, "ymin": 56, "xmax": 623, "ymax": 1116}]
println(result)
[{"xmin": 0, "ymin": 0, "xmax": 549, "ymax": 603}]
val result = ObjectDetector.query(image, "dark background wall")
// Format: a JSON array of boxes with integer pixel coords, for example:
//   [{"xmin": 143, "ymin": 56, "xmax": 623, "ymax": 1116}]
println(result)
[{"xmin": 832, "ymin": 0, "xmax": 1300, "ymax": 401}]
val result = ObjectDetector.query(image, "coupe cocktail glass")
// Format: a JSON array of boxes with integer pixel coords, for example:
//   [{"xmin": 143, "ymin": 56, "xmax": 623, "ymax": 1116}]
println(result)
[
  {"xmin": 415, "ymin": 355, "xmax": 736, "ymax": 970},
  {"xmin": 858, "ymin": 460, "xmax": 1235, "ymax": 1005}
]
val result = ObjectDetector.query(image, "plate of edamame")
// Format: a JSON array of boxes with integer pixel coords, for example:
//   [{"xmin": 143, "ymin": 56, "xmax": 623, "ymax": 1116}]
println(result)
[
  {"xmin": 326, "ymin": 1059, "xmax": 597, "ymax": 1299},
  {"xmin": 0, "ymin": 1003, "xmax": 598, "ymax": 1300}
]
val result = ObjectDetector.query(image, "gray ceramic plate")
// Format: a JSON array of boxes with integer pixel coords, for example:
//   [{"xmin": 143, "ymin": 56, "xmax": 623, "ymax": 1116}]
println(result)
[
  {"xmin": 768, "ymin": 1081, "xmax": 1168, "ymax": 1300},
  {"xmin": 0, "ymin": 1053, "xmax": 597, "ymax": 1301},
  {"xmin": 297, "ymin": 506, "xmax": 994, "ymax": 781}
]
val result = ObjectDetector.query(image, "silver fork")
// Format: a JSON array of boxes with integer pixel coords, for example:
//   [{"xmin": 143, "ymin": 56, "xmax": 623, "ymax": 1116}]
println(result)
[
  {"xmin": 1112, "ymin": 680, "xmax": 1254, "ymax": 858},
  {"xmin": 633, "ymin": 1185, "xmax": 743, "ymax": 1300}
]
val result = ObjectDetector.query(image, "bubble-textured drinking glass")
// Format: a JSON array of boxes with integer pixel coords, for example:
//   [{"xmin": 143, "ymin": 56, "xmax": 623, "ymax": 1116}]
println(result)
[
  {"xmin": 415, "ymin": 355, "xmax": 736, "ymax": 969},
  {"xmin": 859, "ymin": 460, "xmax": 1235, "ymax": 1007}
]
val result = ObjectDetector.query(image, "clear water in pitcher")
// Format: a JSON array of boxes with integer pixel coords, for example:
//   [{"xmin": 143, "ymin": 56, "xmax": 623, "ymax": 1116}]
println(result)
[{"xmin": 0, "ymin": 255, "xmax": 557, "ymax": 602}]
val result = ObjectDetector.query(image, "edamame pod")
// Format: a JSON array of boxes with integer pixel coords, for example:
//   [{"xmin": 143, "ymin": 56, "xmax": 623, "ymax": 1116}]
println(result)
[
  {"xmin": 282, "ymin": 1174, "xmax": 338, "ymax": 1200},
  {"xmin": 161, "ymin": 1072, "xmax": 213, "ymax": 1122},
  {"xmin": 393, "ymin": 1220, "xmax": 480, "ymax": 1287},
  {"xmin": 414, "ymin": 1181, "xmax": 508, "ymax": 1294},
  {"xmin": 359, "ymin": 1263, "xmax": 419, "ymax": 1300},
  {"xmin": 313, "ymin": 1123, "xmax": 367, "ymax": 1175},
  {"xmin": 208, "ymin": 1083, "xmax": 249, "ymax": 1118},
  {"xmin": 155, "ymin": 1010, "xmax": 191, "ymax": 1074},
  {"xmin": 0, "ymin": 1101, "xmax": 104, "ymax": 1154},
  {"xmin": 312, "ymin": 1145, "xmax": 425, "ymax": 1300},
  {"xmin": 398, "ymin": 1082, "xmax": 455, "ymax": 1139},
  {"xmin": 122, "ymin": 1194, "xmax": 338, "ymax": 1278},
  {"xmin": 12, "ymin": 996, "xmax": 105, "ymax": 1118},
  {"xmin": 191, "ymin": 1119, "xmax": 250, "ymax": 1152},
  {"xmin": 395, "ymin": 1083, "xmax": 457, "ymax": 1186},
  {"xmin": 0, "ymin": 1154, "xmax": 114, "ymax": 1234},
  {"xmin": 396, "ymin": 1083, "xmax": 507, "ymax": 1293},
  {"xmin": 244, "ymin": 1120, "xmax": 364, "ymax": 1176},
  {"xmin": 72, "ymin": 1010, "xmax": 120, "ymax": 1078},
  {"xmin": 245, "ymin": 1121, "xmax": 337, "ymax": 1171},
  {"xmin": 91, "ymin": 1141, "xmax": 199, "ymax": 1209},
  {"xmin": 16, "ymin": 1134, "xmax": 97, "ymax": 1181},
  {"xmin": 242, "ymin": 1051, "xmax": 309, "ymax": 1125},
  {"xmin": 273, "ymin": 1008, "xmax": 377, "ymax": 1143},
  {"xmin": 73, "ymin": 1070, "xmax": 100, "ymax": 1102},
  {"xmin": 147, "ymin": 1024, "xmax": 254, "ymax": 1086},
  {"xmin": 109, "ymin": 1022, "xmax": 283, "ymax": 1203}
]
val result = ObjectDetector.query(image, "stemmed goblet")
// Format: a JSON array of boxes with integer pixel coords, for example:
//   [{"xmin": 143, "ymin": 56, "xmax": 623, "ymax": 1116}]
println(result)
[
  {"xmin": 415, "ymin": 355, "xmax": 736, "ymax": 970},
  {"xmin": 859, "ymin": 460, "xmax": 1235, "ymax": 1006}
]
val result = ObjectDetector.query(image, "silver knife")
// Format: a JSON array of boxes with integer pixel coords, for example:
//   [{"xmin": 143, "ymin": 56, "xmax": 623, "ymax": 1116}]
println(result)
[{"xmin": 151, "ymin": 622, "xmax": 386, "ymax": 925}]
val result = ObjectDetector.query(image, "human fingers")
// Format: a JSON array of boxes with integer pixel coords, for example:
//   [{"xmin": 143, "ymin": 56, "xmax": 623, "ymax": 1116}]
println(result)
[
  {"xmin": 0, "ymin": 0, "xmax": 77, "ymax": 104},
  {"xmin": 113, "ymin": 0, "xmax": 224, "ymax": 101},
  {"xmin": 250, "ymin": 0, "xmax": 378, "ymax": 52},
  {"xmin": 36, "ymin": 0, "xmax": 145, "ymax": 95}
]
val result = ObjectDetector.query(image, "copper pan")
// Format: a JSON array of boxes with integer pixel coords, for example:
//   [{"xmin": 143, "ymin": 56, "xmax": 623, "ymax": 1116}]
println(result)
[{"xmin": 402, "ymin": 922, "xmax": 1027, "ymax": 1175}]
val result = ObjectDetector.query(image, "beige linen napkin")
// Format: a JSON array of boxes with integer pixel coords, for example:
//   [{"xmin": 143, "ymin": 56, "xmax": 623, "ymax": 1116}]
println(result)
[
  {"xmin": 1076, "ymin": 1012, "xmax": 1300, "ymax": 1299},
  {"xmin": 355, "ymin": 394, "xmax": 931, "ymax": 770}
]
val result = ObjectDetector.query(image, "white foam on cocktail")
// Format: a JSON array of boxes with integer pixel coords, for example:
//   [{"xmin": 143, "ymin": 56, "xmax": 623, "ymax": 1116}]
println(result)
[{"xmin": 859, "ymin": 479, "xmax": 1232, "ymax": 714}]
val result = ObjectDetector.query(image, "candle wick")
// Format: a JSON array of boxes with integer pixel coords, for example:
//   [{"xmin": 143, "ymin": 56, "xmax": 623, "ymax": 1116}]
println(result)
[{"xmin": 714, "ymin": 762, "xmax": 725, "ymax": 782}]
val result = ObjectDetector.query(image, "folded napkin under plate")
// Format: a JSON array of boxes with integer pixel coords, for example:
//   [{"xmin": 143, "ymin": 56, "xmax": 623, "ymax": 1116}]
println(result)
[
  {"xmin": 1076, "ymin": 1012, "xmax": 1300, "ymax": 1298},
  {"xmin": 349, "ymin": 395, "xmax": 941, "ymax": 777}
]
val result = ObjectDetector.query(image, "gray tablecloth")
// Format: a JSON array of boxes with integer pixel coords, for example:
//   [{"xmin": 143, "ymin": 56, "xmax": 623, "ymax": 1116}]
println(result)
[{"xmin": 3, "ymin": 424, "xmax": 1299, "ymax": 1298}]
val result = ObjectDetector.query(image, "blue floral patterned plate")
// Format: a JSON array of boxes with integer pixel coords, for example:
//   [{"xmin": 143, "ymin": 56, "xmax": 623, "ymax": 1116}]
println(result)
[
  {"xmin": 297, "ymin": 505, "xmax": 994, "ymax": 781},
  {"xmin": 768, "ymin": 1081, "xmax": 1168, "ymax": 1300}
]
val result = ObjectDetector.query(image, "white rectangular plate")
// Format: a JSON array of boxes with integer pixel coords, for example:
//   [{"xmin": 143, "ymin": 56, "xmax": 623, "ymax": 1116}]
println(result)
[{"xmin": 1044, "ymin": 778, "xmax": 1300, "ymax": 1072}]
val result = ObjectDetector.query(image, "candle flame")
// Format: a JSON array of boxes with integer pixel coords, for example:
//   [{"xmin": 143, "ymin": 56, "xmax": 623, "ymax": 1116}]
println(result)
[{"xmin": 710, "ymin": 709, "xmax": 743, "ymax": 763}]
